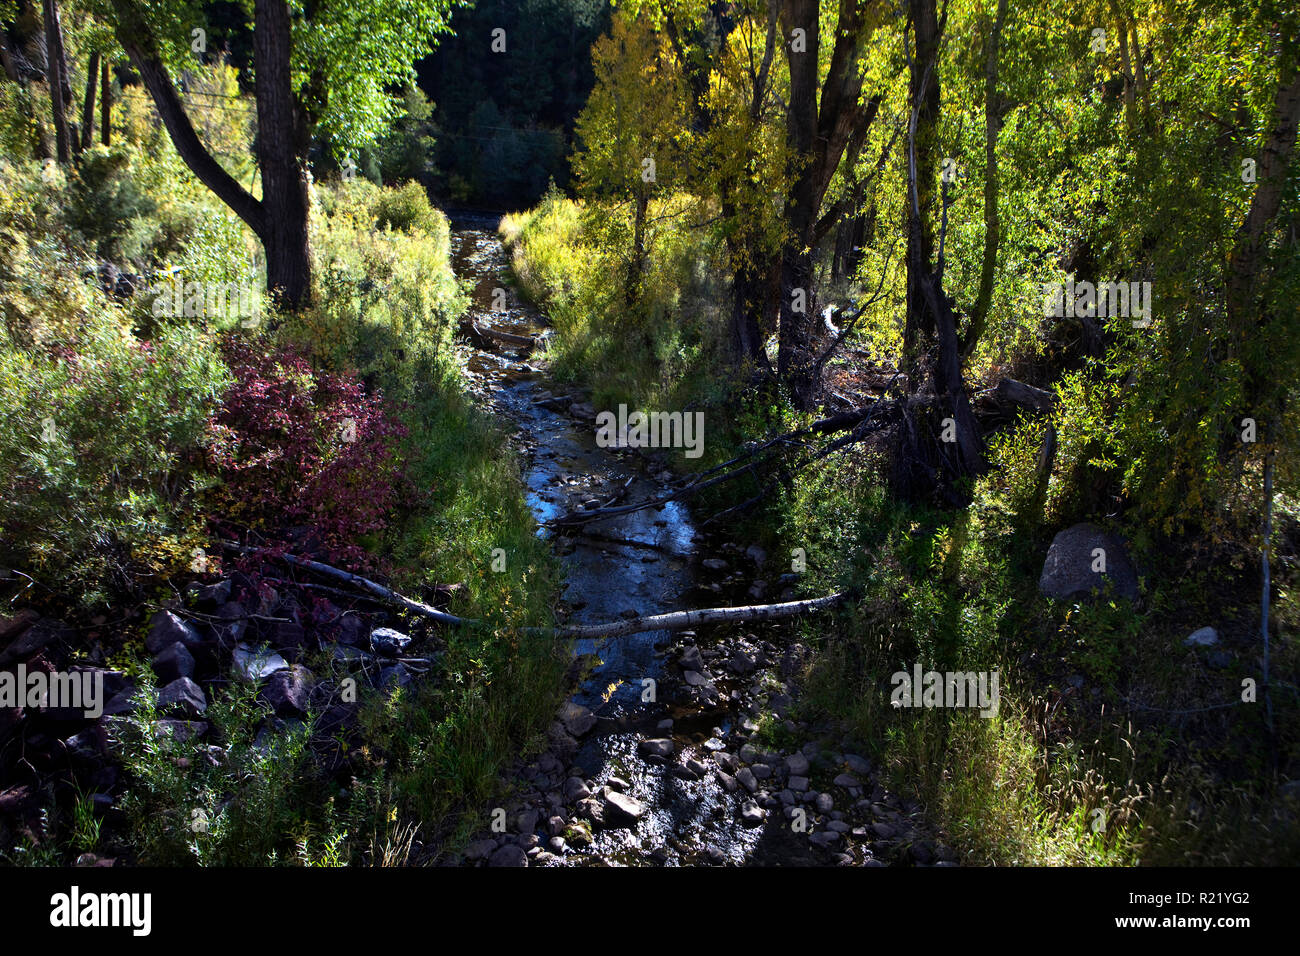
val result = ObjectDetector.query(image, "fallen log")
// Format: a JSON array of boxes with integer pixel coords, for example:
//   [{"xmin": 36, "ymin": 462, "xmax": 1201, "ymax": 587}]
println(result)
[
  {"xmin": 220, "ymin": 542, "xmax": 847, "ymax": 640},
  {"xmin": 459, "ymin": 317, "xmax": 543, "ymax": 350},
  {"xmin": 222, "ymin": 542, "xmax": 471, "ymax": 627},
  {"xmin": 991, "ymin": 377, "xmax": 1055, "ymax": 414},
  {"xmin": 535, "ymin": 591, "xmax": 850, "ymax": 640}
]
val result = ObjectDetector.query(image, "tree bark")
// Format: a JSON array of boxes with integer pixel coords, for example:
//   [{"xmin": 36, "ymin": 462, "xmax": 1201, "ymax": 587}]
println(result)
[
  {"xmin": 41, "ymin": 0, "xmax": 72, "ymax": 163},
  {"xmin": 80, "ymin": 50, "xmax": 99, "ymax": 151},
  {"xmin": 118, "ymin": 34, "xmax": 265, "ymax": 234},
  {"xmin": 961, "ymin": 0, "xmax": 1007, "ymax": 359},
  {"xmin": 252, "ymin": 0, "xmax": 313, "ymax": 310},
  {"xmin": 896, "ymin": 0, "xmax": 983, "ymax": 498},
  {"xmin": 902, "ymin": 0, "xmax": 941, "ymax": 380},
  {"xmin": 113, "ymin": 0, "xmax": 314, "ymax": 310},
  {"xmin": 776, "ymin": 0, "xmax": 876, "ymax": 406},
  {"xmin": 100, "ymin": 56, "xmax": 110, "ymax": 146}
]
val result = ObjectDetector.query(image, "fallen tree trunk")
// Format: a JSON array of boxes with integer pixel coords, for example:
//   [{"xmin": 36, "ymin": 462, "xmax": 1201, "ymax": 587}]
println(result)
[
  {"xmin": 222, "ymin": 542, "xmax": 471, "ymax": 627},
  {"xmin": 992, "ymin": 377, "xmax": 1055, "ymax": 413},
  {"xmin": 459, "ymin": 317, "xmax": 543, "ymax": 350},
  {"xmin": 536, "ymin": 591, "xmax": 849, "ymax": 640},
  {"xmin": 220, "ymin": 541, "xmax": 848, "ymax": 639}
]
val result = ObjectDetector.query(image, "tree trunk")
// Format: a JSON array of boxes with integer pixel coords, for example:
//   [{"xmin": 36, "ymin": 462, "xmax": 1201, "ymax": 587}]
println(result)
[
  {"xmin": 252, "ymin": 0, "xmax": 312, "ymax": 310},
  {"xmin": 896, "ymin": 0, "xmax": 982, "ymax": 500},
  {"xmin": 41, "ymin": 0, "xmax": 71, "ymax": 163},
  {"xmin": 100, "ymin": 56, "xmax": 110, "ymax": 146},
  {"xmin": 776, "ymin": 0, "xmax": 875, "ymax": 406},
  {"xmin": 902, "ymin": 0, "xmax": 941, "ymax": 383},
  {"xmin": 961, "ymin": 0, "xmax": 1007, "ymax": 359},
  {"xmin": 80, "ymin": 50, "xmax": 99, "ymax": 151}
]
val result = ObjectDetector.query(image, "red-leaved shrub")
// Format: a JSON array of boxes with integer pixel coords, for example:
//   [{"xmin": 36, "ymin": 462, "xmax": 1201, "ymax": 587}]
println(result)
[{"xmin": 206, "ymin": 336, "xmax": 409, "ymax": 567}]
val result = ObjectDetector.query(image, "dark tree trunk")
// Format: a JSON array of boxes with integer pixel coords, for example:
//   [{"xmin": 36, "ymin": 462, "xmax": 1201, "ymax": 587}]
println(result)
[
  {"xmin": 961, "ymin": 0, "xmax": 1007, "ymax": 359},
  {"xmin": 100, "ymin": 56, "xmax": 110, "ymax": 146},
  {"xmin": 895, "ymin": 0, "xmax": 982, "ymax": 500},
  {"xmin": 41, "ymin": 0, "xmax": 71, "ymax": 162},
  {"xmin": 114, "ymin": 0, "xmax": 313, "ymax": 311},
  {"xmin": 80, "ymin": 50, "xmax": 99, "ymax": 151},
  {"xmin": 902, "ymin": 0, "xmax": 941, "ymax": 382},
  {"xmin": 777, "ymin": 0, "xmax": 876, "ymax": 407},
  {"xmin": 252, "ymin": 0, "xmax": 312, "ymax": 310}
]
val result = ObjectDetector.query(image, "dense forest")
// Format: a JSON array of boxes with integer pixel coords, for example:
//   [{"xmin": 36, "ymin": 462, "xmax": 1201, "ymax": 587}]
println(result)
[{"xmin": 0, "ymin": 0, "xmax": 1296, "ymax": 881}]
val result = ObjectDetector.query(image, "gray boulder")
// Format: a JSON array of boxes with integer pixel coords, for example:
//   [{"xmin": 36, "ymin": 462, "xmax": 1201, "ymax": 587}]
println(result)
[
  {"xmin": 1039, "ymin": 523, "xmax": 1138, "ymax": 601},
  {"xmin": 146, "ymin": 611, "xmax": 205, "ymax": 655},
  {"xmin": 157, "ymin": 677, "xmax": 207, "ymax": 716}
]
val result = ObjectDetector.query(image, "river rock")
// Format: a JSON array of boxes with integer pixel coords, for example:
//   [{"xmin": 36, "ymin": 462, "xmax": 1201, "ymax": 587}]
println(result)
[
  {"xmin": 488, "ymin": 844, "xmax": 528, "ymax": 867},
  {"xmin": 785, "ymin": 752, "xmax": 810, "ymax": 776},
  {"xmin": 260, "ymin": 665, "xmax": 312, "ymax": 716},
  {"xmin": 369, "ymin": 627, "xmax": 411, "ymax": 658},
  {"xmin": 1184, "ymin": 626, "xmax": 1220, "ymax": 647},
  {"xmin": 464, "ymin": 839, "xmax": 496, "ymax": 861},
  {"xmin": 842, "ymin": 753, "xmax": 872, "ymax": 775},
  {"xmin": 1038, "ymin": 523, "xmax": 1139, "ymax": 601},
  {"xmin": 679, "ymin": 644, "xmax": 704, "ymax": 671},
  {"xmin": 604, "ymin": 791, "xmax": 644, "ymax": 825},
  {"xmin": 737, "ymin": 767, "xmax": 758, "ymax": 793},
  {"xmin": 559, "ymin": 701, "xmax": 597, "ymax": 736},
  {"xmin": 638, "ymin": 738, "xmax": 674, "ymax": 759},
  {"xmin": 563, "ymin": 777, "xmax": 591, "ymax": 801},
  {"xmin": 740, "ymin": 802, "xmax": 766, "ymax": 827}
]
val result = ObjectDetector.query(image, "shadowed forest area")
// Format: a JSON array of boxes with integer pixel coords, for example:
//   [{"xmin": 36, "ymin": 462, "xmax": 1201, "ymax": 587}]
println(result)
[{"xmin": 0, "ymin": 0, "xmax": 1297, "ymax": 885}]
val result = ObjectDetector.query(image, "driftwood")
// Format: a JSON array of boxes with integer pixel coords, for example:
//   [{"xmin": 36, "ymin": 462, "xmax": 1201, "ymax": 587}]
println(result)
[
  {"xmin": 536, "ymin": 591, "xmax": 849, "ymax": 640},
  {"xmin": 222, "ymin": 542, "xmax": 849, "ymax": 640},
  {"xmin": 459, "ymin": 317, "xmax": 543, "ymax": 350}
]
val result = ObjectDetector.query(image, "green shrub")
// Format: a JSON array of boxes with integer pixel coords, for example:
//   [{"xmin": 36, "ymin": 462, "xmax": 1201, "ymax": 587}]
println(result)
[{"xmin": 0, "ymin": 316, "xmax": 228, "ymax": 604}]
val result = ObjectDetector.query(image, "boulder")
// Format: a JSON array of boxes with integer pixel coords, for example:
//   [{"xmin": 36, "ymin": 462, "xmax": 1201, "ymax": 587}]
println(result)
[
  {"xmin": 152, "ymin": 642, "xmax": 195, "ymax": 683},
  {"xmin": 145, "ymin": 611, "xmax": 205, "ymax": 656},
  {"xmin": 369, "ymin": 627, "xmax": 411, "ymax": 658},
  {"xmin": 156, "ymin": 677, "xmax": 206, "ymax": 716},
  {"xmin": 488, "ymin": 844, "xmax": 528, "ymax": 867},
  {"xmin": 1038, "ymin": 523, "xmax": 1138, "ymax": 602},
  {"xmin": 0, "ymin": 618, "xmax": 67, "ymax": 666},
  {"xmin": 603, "ymin": 791, "xmax": 645, "ymax": 825},
  {"xmin": 259, "ymin": 665, "xmax": 312, "ymax": 716},
  {"xmin": 637, "ymin": 738, "xmax": 674, "ymax": 759},
  {"xmin": 1184, "ymin": 626, "xmax": 1220, "ymax": 647},
  {"xmin": 558, "ymin": 701, "xmax": 597, "ymax": 737},
  {"xmin": 232, "ymin": 644, "xmax": 289, "ymax": 682}
]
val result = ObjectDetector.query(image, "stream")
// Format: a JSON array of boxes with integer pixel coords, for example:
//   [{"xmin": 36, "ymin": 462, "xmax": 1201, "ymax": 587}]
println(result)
[{"xmin": 447, "ymin": 215, "xmax": 934, "ymax": 867}]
